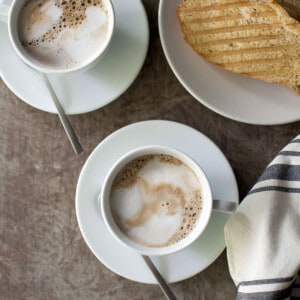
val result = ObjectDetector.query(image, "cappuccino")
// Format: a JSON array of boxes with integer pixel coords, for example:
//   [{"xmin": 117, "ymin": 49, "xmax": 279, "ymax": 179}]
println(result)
[
  {"xmin": 110, "ymin": 154, "xmax": 203, "ymax": 248},
  {"xmin": 18, "ymin": 0, "xmax": 111, "ymax": 70}
]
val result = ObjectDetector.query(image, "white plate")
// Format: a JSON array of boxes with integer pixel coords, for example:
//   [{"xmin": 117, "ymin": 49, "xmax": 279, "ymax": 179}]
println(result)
[
  {"xmin": 75, "ymin": 120, "xmax": 239, "ymax": 283},
  {"xmin": 158, "ymin": 0, "xmax": 300, "ymax": 125},
  {"xmin": 0, "ymin": 0, "xmax": 149, "ymax": 115}
]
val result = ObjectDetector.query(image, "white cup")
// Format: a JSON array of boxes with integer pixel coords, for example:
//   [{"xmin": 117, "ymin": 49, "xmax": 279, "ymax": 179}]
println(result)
[
  {"xmin": 100, "ymin": 145, "xmax": 214, "ymax": 256},
  {"xmin": 0, "ymin": 0, "xmax": 115, "ymax": 74}
]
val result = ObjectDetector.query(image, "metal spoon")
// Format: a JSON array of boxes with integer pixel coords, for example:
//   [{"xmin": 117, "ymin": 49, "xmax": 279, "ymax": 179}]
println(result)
[
  {"xmin": 142, "ymin": 255, "xmax": 177, "ymax": 300},
  {"xmin": 40, "ymin": 72, "xmax": 83, "ymax": 155},
  {"xmin": 213, "ymin": 199, "xmax": 237, "ymax": 212}
]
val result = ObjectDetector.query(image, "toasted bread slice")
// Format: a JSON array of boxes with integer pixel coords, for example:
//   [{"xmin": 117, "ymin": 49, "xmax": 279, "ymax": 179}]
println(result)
[{"xmin": 177, "ymin": 0, "xmax": 300, "ymax": 94}]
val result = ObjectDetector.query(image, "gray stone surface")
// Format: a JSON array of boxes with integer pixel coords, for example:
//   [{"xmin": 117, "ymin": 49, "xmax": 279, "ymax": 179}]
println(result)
[{"xmin": 1, "ymin": 1, "xmax": 300, "ymax": 299}]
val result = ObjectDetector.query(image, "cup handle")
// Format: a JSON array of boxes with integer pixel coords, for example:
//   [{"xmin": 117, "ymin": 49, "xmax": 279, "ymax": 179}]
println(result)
[
  {"xmin": 0, "ymin": 0, "xmax": 11, "ymax": 23},
  {"xmin": 213, "ymin": 199, "xmax": 237, "ymax": 213}
]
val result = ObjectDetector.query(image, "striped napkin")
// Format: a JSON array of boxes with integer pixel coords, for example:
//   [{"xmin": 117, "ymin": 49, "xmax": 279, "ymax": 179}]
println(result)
[{"xmin": 225, "ymin": 136, "xmax": 300, "ymax": 299}]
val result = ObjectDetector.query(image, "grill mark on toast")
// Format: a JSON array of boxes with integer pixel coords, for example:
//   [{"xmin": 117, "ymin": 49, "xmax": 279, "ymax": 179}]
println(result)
[
  {"xmin": 224, "ymin": 57, "xmax": 299, "ymax": 73},
  {"xmin": 189, "ymin": 23, "xmax": 285, "ymax": 35},
  {"xmin": 181, "ymin": 2, "xmax": 272, "ymax": 13},
  {"xmin": 205, "ymin": 45, "xmax": 296, "ymax": 56},
  {"xmin": 199, "ymin": 34, "xmax": 290, "ymax": 46}
]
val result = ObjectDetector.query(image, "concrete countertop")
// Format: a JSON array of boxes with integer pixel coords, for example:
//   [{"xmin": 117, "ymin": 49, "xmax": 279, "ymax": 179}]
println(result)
[{"xmin": 1, "ymin": 1, "xmax": 300, "ymax": 299}]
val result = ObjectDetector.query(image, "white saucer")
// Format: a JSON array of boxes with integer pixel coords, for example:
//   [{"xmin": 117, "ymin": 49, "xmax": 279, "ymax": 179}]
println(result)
[
  {"xmin": 75, "ymin": 120, "xmax": 239, "ymax": 283},
  {"xmin": 0, "ymin": 0, "xmax": 149, "ymax": 115},
  {"xmin": 158, "ymin": 0, "xmax": 300, "ymax": 125}
]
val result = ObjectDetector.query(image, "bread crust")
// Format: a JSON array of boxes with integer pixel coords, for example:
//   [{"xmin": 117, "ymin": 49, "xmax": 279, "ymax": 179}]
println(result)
[
  {"xmin": 275, "ymin": 0, "xmax": 300, "ymax": 21},
  {"xmin": 177, "ymin": 0, "xmax": 300, "ymax": 94}
]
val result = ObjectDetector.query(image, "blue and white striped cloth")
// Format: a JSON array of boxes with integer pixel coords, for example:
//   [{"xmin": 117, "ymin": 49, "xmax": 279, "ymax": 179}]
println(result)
[{"xmin": 225, "ymin": 136, "xmax": 300, "ymax": 300}]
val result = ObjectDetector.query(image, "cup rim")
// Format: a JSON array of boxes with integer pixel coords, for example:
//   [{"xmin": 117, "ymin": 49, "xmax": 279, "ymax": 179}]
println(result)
[
  {"xmin": 8, "ymin": 0, "xmax": 115, "ymax": 75},
  {"xmin": 100, "ymin": 145, "xmax": 213, "ymax": 256}
]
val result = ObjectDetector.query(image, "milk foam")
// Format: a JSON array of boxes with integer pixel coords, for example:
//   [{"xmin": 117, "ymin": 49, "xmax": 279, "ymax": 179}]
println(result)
[
  {"xmin": 110, "ymin": 154, "xmax": 203, "ymax": 248},
  {"xmin": 18, "ymin": 0, "xmax": 110, "ymax": 70}
]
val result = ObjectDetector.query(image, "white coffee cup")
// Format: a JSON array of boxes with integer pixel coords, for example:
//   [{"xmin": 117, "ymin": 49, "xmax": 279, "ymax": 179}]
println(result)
[
  {"xmin": 100, "ymin": 145, "xmax": 215, "ymax": 256},
  {"xmin": 0, "ymin": 0, "xmax": 115, "ymax": 74}
]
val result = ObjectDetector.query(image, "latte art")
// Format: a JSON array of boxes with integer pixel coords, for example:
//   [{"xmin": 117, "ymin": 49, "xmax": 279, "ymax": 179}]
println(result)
[
  {"xmin": 110, "ymin": 154, "xmax": 203, "ymax": 248},
  {"xmin": 18, "ymin": 0, "xmax": 111, "ymax": 70}
]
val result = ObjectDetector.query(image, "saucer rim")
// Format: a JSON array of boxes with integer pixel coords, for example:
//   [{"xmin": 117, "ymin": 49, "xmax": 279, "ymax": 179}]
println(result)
[
  {"xmin": 75, "ymin": 120, "xmax": 239, "ymax": 284},
  {"xmin": 0, "ymin": 0, "xmax": 149, "ymax": 115}
]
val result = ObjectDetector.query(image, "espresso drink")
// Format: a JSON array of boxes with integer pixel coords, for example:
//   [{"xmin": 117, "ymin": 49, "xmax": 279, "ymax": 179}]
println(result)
[
  {"xmin": 18, "ymin": 0, "xmax": 110, "ymax": 70},
  {"xmin": 110, "ymin": 154, "xmax": 203, "ymax": 248}
]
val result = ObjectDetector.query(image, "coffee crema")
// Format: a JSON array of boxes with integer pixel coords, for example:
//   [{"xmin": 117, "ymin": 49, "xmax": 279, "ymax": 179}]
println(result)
[
  {"xmin": 18, "ymin": 0, "xmax": 110, "ymax": 70},
  {"xmin": 110, "ymin": 154, "xmax": 203, "ymax": 248}
]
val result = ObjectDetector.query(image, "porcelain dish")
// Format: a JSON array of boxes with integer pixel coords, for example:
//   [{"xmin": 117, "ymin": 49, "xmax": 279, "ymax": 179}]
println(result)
[
  {"xmin": 158, "ymin": 0, "xmax": 300, "ymax": 125},
  {"xmin": 0, "ymin": 0, "xmax": 149, "ymax": 115},
  {"xmin": 75, "ymin": 120, "xmax": 239, "ymax": 283}
]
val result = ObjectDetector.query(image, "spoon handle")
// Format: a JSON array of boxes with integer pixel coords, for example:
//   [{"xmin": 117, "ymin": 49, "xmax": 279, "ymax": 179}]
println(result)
[
  {"xmin": 142, "ymin": 255, "xmax": 177, "ymax": 300},
  {"xmin": 213, "ymin": 199, "xmax": 237, "ymax": 212},
  {"xmin": 40, "ymin": 73, "xmax": 83, "ymax": 155}
]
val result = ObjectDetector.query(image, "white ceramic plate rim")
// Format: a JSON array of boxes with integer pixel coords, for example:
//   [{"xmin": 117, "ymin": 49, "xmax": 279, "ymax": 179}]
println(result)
[
  {"xmin": 158, "ymin": 0, "xmax": 300, "ymax": 125},
  {"xmin": 75, "ymin": 120, "xmax": 239, "ymax": 283}
]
